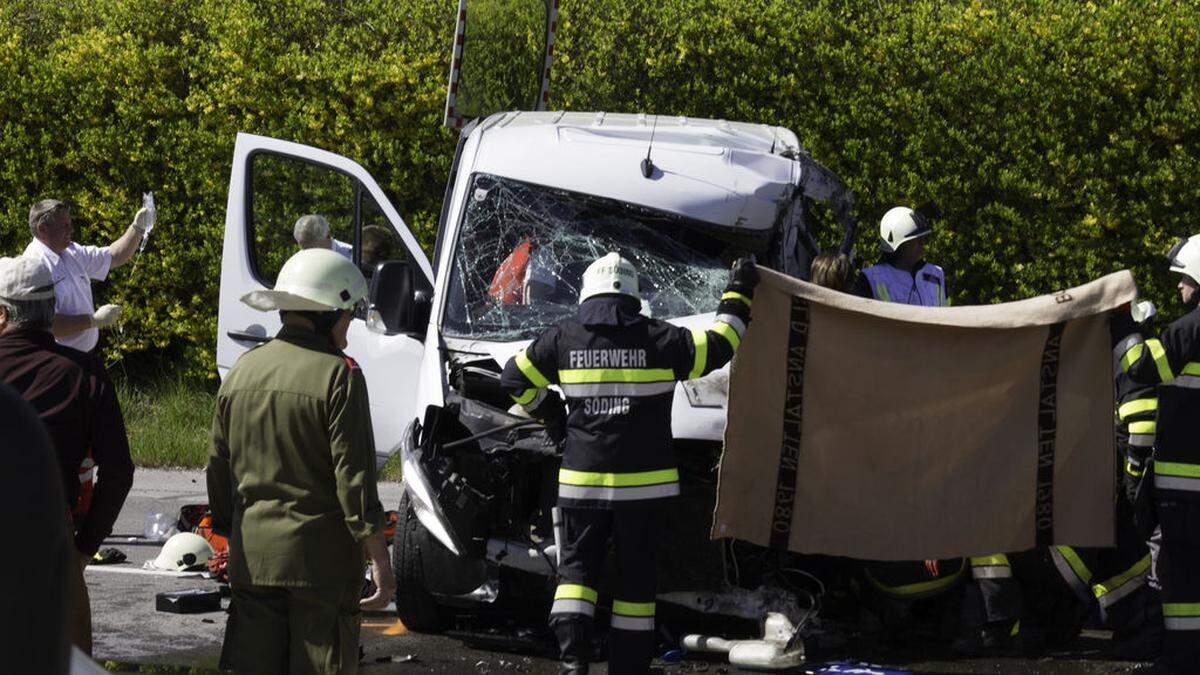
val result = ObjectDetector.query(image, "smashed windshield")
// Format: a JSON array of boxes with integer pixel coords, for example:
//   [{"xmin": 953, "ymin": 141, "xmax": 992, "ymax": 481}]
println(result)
[{"xmin": 444, "ymin": 173, "xmax": 749, "ymax": 342}]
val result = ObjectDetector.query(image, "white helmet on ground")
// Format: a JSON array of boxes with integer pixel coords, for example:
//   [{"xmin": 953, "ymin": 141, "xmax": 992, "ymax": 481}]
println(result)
[
  {"xmin": 241, "ymin": 248, "xmax": 368, "ymax": 312},
  {"xmin": 879, "ymin": 206, "xmax": 933, "ymax": 254},
  {"xmin": 1167, "ymin": 234, "xmax": 1200, "ymax": 285},
  {"xmin": 578, "ymin": 252, "xmax": 640, "ymax": 304},
  {"xmin": 150, "ymin": 532, "xmax": 215, "ymax": 571}
]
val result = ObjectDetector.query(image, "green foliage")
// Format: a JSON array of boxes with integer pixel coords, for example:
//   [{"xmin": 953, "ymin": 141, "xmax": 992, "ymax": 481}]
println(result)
[
  {"xmin": 1, "ymin": 0, "xmax": 1198, "ymax": 379},
  {"xmin": 116, "ymin": 375, "xmax": 216, "ymax": 467}
]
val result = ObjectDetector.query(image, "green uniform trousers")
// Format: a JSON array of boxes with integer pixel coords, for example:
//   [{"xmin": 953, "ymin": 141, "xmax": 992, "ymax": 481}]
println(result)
[{"xmin": 221, "ymin": 581, "xmax": 361, "ymax": 675}]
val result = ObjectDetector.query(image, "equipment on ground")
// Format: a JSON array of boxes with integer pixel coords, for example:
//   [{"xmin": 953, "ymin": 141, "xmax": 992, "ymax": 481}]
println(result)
[
  {"xmin": 150, "ymin": 532, "xmax": 215, "ymax": 572},
  {"xmin": 1167, "ymin": 234, "xmax": 1200, "ymax": 284},
  {"xmin": 578, "ymin": 251, "xmax": 640, "ymax": 303},
  {"xmin": 878, "ymin": 206, "xmax": 932, "ymax": 254},
  {"xmin": 682, "ymin": 612, "xmax": 805, "ymax": 670},
  {"xmin": 241, "ymin": 248, "xmax": 368, "ymax": 312},
  {"xmin": 155, "ymin": 588, "xmax": 222, "ymax": 614}
]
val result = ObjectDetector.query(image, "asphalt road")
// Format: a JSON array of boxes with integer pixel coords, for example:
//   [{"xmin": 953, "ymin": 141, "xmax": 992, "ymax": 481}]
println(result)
[{"xmin": 88, "ymin": 470, "xmax": 1151, "ymax": 674}]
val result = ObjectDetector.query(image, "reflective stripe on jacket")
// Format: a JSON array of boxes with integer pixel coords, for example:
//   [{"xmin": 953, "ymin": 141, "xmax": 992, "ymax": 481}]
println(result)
[
  {"xmin": 501, "ymin": 286, "xmax": 752, "ymax": 509},
  {"xmin": 1113, "ymin": 308, "xmax": 1200, "ymax": 498},
  {"xmin": 862, "ymin": 261, "xmax": 948, "ymax": 307}
]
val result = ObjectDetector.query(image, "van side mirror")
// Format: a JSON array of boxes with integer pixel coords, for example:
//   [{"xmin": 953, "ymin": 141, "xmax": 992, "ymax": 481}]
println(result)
[{"xmin": 367, "ymin": 261, "xmax": 432, "ymax": 337}]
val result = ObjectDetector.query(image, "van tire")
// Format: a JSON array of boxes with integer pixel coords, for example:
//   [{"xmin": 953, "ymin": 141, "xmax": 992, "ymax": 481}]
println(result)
[{"xmin": 392, "ymin": 492, "xmax": 450, "ymax": 633}]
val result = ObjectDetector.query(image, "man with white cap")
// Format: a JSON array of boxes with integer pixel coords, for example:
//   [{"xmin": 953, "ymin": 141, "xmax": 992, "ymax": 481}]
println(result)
[
  {"xmin": 206, "ymin": 248, "xmax": 394, "ymax": 674},
  {"xmin": 0, "ymin": 256, "xmax": 134, "ymax": 656},
  {"xmin": 23, "ymin": 198, "xmax": 155, "ymax": 352},
  {"xmin": 500, "ymin": 252, "xmax": 759, "ymax": 674}
]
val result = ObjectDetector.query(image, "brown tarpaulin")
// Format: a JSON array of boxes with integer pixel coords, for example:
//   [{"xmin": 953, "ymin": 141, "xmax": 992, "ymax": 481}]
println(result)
[{"xmin": 713, "ymin": 268, "xmax": 1138, "ymax": 560}]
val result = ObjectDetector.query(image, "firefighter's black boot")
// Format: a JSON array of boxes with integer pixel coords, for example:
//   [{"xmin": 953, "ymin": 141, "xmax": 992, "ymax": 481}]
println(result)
[{"xmin": 552, "ymin": 615, "xmax": 591, "ymax": 675}]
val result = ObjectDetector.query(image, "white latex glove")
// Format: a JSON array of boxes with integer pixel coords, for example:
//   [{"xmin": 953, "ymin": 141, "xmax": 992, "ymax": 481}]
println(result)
[
  {"xmin": 1131, "ymin": 300, "xmax": 1156, "ymax": 324},
  {"xmin": 92, "ymin": 304, "xmax": 122, "ymax": 329},
  {"xmin": 132, "ymin": 206, "xmax": 155, "ymax": 234}
]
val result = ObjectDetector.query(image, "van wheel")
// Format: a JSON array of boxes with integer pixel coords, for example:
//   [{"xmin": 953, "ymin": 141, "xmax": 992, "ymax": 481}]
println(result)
[{"xmin": 392, "ymin": 492, "xmax": 450, "ymax": 633}]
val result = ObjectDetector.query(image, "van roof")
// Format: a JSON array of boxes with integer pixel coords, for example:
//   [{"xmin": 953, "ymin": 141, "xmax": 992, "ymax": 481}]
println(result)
[{"xmin": 467, "ymin": 111, "xmax": 804, "ymax": 232}]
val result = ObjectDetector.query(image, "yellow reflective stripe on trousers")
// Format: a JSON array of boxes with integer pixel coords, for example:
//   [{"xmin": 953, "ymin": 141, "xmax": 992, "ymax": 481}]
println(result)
[
  {"xmin": 1183, "ymin": 362, "xmax": 1200, "ymax": 376},
  {"xmin": 558, "ymin": 468, "xmax": 679, "ymax": 487},
  {"xmin": 1155, "ymin": 461, "xmax": 1200, "ymax": 478},
  {"xmin": 711, "ymin": 321, "xmax": 741, "ymax": 351},
  {"xmin": 1126, "ymin": 458, "xmax": 1145, "ymax": 478},
  {"xmin": 970, "ymin": 555, "xmax": 1010, "ymax": 567},
  {"xmin": 612, "ymin": 600, "xmax": 655, "ymax": 617},
  {"xmin": 1118, "ymin": 398, "xmax": 1158, "ymax": 420},
  {"xmin": 1163, "ymin": 603, "xmax": 1200, "ymax": 630},
  {"xmin": 1093, "ymin": 554, "xmax": 1151, "ymax": 602},
  {"xmin": 865, "ymin": 565, "xmax": 963, "ymax": 599},
  {"xmin": 554, "ymin": 584, "xmax": 599, "ymax": 604},
  {"xmin": 688, "ymin": 328, "xmax": 708, "ymax": 380},
  {"xmin": 1054, "ymin": 546, "xmax": 1094, "ymax": 584},
  {"xmin": 1146, "ymin": 339, "xmax": 1174, "ymax": 382},
  {"xmin": 721, "ymin": 291, "xmax": 752, "ymax": 308},
  {"xmin": 515, "ymin": 349, "xmax": 551, "ymax": 388},
  {"xmin": 512, "ymin": 388, "xmax": 538, "ymax": 406},
  {"xmin": 1128, "ymin": 420, "xmax": 1157, "ymax": 435},
  {"xmin": 875, "ymin": 283, "xmax": 892, "ymax": 302},
  {"xmin": 558, "ymin": 368, "xmax": 675, "ymax": 384}
]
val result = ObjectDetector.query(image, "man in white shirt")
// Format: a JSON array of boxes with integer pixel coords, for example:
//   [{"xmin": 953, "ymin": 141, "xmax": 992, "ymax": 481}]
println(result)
[
  {"xmin": 23, "ymin": 199, "xmax": 152, "ymax": 353},
  {"xmin": 293, "ymin": 214, "xmax": 352, "ymax": 259}
]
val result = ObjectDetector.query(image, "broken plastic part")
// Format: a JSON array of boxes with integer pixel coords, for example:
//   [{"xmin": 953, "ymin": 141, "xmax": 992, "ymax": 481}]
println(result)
[{"xmin": 444, "ymin": 173, "xmax": 756, "ymax": 342}]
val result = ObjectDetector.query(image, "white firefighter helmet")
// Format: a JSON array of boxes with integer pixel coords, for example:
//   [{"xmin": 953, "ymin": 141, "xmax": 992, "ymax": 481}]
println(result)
[
  {"xmin": 151, "ymin": 532, "xmax": 215, "ymax": 571},
  {"xmin": 1167, "ymin": 234, "xmax": 1200, "ymax": 285},
  {"xmin": 579, "ymin": 252, "xmax": 640, "ymax": 303},
  {"xmin": 241, "ymin": 248, "xmax": 368, "ymax": 312},
  {"xmin": 879, "ymin": 206, "xmax": 933, "ymax": 254}
]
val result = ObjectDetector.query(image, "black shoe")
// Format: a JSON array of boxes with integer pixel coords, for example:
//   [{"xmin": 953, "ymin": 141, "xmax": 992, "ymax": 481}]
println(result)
[{"xmin": 1110, "ymin": 623, "xmax": 1164, "ymax": 662}]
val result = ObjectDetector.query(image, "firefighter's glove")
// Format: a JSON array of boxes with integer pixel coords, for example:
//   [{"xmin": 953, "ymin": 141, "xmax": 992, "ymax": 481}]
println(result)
[
  {"xmin": 92, "ymin": 304, "xmax": 122, "ymax": 328},
  {"xmin": 1131, "ymin": 300, "xmax": 1156, "ymax": 324},
  {"xmin": 730, "ymin": 257, "xmax": 759, "ymax": 293},
  {"xmin": 132, "ymin": 206, "xmax": 155, "ymax": 234}
]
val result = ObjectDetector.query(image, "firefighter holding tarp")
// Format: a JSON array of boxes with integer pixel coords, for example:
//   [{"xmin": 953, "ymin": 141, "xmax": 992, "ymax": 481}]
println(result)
[
  {"xmin": 501, "ymin": 252, "xmax": 758, "ymax": 674},
  {"xmin": 1112, "ymin": 234, "xmax": 1200, "ymax": 674}
]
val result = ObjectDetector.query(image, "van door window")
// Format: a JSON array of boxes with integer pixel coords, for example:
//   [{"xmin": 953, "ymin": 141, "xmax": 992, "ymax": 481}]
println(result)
[
  {"xmin": 249, "ymin": 152, "xmax": 355, "ymax": 285},
  {"xmin": 358, "ymin": 188, "xmax": 406, "ymax": 278}
]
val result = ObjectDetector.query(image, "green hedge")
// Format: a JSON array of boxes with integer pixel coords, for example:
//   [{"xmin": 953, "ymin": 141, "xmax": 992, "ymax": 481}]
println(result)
[{"xmin": 1, "ymin": 0, "xmax": 1197, "ymax": 378}]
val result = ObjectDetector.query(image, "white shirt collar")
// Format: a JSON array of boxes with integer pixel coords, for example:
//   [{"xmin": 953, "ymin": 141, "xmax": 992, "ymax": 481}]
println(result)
[{"xmin": 26, "ymin": 237, "xmax": 64, "ymax": 265}]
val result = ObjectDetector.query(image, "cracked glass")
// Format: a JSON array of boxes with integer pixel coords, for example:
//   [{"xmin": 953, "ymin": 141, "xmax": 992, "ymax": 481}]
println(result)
[{"xmin": 444, "ymin": 173, "xmax": 751, "ymax": 342}]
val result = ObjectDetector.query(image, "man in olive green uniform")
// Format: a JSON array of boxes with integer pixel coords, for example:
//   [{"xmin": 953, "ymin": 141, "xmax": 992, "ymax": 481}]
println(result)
[{"xmin": 207, "ymin": 248, "xmax": 395, "ymax": 675}]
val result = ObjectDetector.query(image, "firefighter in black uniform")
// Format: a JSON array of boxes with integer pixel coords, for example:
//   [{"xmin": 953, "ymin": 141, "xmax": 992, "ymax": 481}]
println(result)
[
  {"xmin": 1113, "ymin": 234, "xmax": 1200, "ymax": 674},
  {"xmin": 502, "ymin": 252, "xmax": 758, "ymax": 674},
  {"xmin": 1046, "ymin": 322, "xmax": 1163, "ymax": 658}
]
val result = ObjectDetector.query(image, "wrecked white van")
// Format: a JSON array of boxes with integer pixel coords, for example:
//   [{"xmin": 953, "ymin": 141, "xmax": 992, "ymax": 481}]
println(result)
[{"xmin": 216, "ymin": 112, "xmax": 856, "ymax": 635}]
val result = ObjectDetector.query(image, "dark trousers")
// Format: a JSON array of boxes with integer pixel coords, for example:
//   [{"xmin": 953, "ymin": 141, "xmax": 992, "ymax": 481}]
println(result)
[
  {"xmin": 974, "ymin": 497, "xmax": 1156, "ymax": 638},
  {"xmin": 1156, "ymin": 498, "xmax": 1200, "ymax": 672},
  {"xmin": 550, "ymin": 506, "xmax": 661, "ymax": 674}
]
